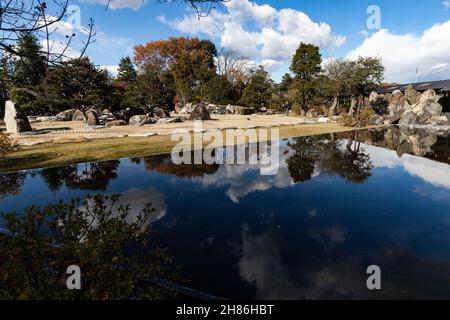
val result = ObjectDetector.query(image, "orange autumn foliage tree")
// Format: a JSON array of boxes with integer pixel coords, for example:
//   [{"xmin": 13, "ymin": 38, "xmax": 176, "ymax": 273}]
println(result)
[{"xmin": 133, "ymin": 37, "xmax": 217, "ymax": 105}]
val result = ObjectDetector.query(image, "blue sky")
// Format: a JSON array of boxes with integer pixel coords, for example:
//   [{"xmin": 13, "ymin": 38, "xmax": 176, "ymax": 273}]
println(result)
[{"xmin": 60, "ymin": 0, "xmax": 450, "ymax": 83}]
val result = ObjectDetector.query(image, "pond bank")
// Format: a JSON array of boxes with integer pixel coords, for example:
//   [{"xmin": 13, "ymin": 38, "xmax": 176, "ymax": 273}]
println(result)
[{"xmin": 0, "ymin": 120, "xmax": 388, "ymax": 173}]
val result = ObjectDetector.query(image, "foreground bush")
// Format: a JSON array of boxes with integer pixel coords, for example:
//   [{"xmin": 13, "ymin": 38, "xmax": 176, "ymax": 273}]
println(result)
[{"xmin": 0, "ymin": 194, "xmax": 178, "ymax": 300}]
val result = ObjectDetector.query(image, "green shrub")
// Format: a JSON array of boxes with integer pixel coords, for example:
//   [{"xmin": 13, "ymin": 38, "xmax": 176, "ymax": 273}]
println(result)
[{"xmin": 0, "ymin": 194, "xmax": 178, "ymax": 299}]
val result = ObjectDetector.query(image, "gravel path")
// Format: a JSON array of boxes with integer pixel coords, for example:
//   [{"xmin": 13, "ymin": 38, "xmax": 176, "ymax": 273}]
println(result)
[{"xmin": 6, "ymin": 114, "xmax": 316, "ymax": 146}]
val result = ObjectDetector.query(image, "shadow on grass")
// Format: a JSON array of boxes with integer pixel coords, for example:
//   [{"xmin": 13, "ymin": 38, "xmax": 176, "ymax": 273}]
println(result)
[{"xmin": 0, "ymin": 153, "xmax": 55, "ymax": 173}]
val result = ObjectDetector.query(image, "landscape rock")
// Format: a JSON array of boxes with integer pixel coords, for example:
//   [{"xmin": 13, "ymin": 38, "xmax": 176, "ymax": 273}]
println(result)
[
  {"xmin": 189, "ymin": 103, "xmax": 211, "ymax": 120},
  {"xmin": 404, "ymin": 86, "xmax": 421, "ymax": 105},
  {"xmin": 387, "ymin": 90, "xmax": 406, "ymax": 117},
  {"xmin": 179, "ymin": 103, "xmax": 195, "ymax": 115},
  {"xmin": 369, "ymin": 92, "xmax": 381, "ymax": 103},
  {"xmin": 317, "ymin": 117, "xmax": 330, "ymax": 123},
  {"xmin": 234, "ymin": 106, "xmax": 253, "ymax": 115},
  {"xmin": 328, "ymin": 96, "xmax": 338, "ymax": 116},
  {"xmin": 152, "ymin": 107, "xmax": 168, "ymax": 118},
  {"xmin": 348, "ymin": 97, "xmax": 357, "ymax": 116},
  {"xmin": 85, "ymin": 110, "xmax": 99, "ymax": 126},
  {"xmin": 306, "ymin": 109, "xmax": 318, "ymax": 118},
  {"xmin": 72, "ymin": 110, "xmax": 86, "ymax": 121},
  {"xmin": 369, "ymin": 115, "xmax": 384, "ymax": 125},
  {"xmin": 129, "ymin": 115, "xmax": 158, "ymax": 126},
  {"xmin": 56, "ymin": 109, "xmax": 76, "ymax": 121},
  {"xmin": 427, "ymin": 116, "xmax": 449, "ymax": 126},
  {"xmin": 383, "ymin": 116, "xmax": 400, "ymax": 125},
  {"xmin": 207, "ymin": 104, "xmax": 227, "ymax": 114},
  {"xmin": 3, "ymin": 101, "xmax": 33, "ymax": 133},
  {"xmin": 107, "ymin": 120, "xmax": 127, "ymax": 126},
  {"xmin": 399, "ymin": 111, "xmax": 418, "ymax": 126},
  {"xmin": 166, "ymin": 117, "xmax": 185, "ymax": 123},
  {"xmin": 397, "ymin": 89, "xmax": 444, "ymax": 126},
  {"xmin": 37, "ymin": 116, "xmax": 57, "ymax": 122},
  {"xmin": 226, "ymin": 104, "xmax": 236, "ymax": 114}
]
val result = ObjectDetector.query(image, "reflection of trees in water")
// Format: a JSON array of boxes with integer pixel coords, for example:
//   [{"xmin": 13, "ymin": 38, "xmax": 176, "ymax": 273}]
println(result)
[
  {"xmin": 287, "ymin": 133, "xmax": 373, "ymax": 184},
  {"xmin": 0, "ymin": 172, "xmax": 27, "ymax": 199},
  {"xmin": 286, "ymin": 136, "xmax": 323, "ymax": 183},
  {"xmin": 143, "ymin": 154, "xmax": 219, "ymax": 178},
  {"xmin": 0, "ymin": 194, "xmax": 178, "ymax": 300},
  {"xmin": 38, "ymin": 161, "xmax": 120, "ymax": 191}
]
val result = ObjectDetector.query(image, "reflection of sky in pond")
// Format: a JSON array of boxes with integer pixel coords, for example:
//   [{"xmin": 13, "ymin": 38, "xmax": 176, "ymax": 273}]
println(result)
[{"xmin": 1, "ymin": 128, "xmax": 450, "ymax": 299}]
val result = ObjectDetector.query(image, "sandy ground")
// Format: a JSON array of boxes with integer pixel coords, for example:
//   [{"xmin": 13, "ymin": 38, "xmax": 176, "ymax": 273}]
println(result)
[{"xmin": 3, "ymin": 114, "xmax": 315, "ymax": 146}]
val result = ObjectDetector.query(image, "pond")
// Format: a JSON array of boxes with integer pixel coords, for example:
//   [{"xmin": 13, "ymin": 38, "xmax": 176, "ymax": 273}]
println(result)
[{"xmin": 1, "ymin": 127, "xmax": 450, "ymax": 299}]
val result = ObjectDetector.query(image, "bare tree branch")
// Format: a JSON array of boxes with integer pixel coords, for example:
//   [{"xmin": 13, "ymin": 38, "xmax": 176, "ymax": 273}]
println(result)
[{"xmin": 0, "ymin": 0, "xmax": 94, "ymax": 64}]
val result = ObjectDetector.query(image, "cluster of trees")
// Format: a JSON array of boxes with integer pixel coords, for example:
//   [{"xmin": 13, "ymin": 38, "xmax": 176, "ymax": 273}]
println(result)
[
  {"xmin": 276, "ymin": 43, "xmax": 385, "ymax": 115},
  {"xmin": 1, "ymin": 33, "xmax": 384, "ymax": 118},
  {"xmin": 0, "ymin": 32, "xmax": 112, "ymax": 115},
  {"xmin": 0, "ymin": 33, "xmax": 270, "ymax": 116}
]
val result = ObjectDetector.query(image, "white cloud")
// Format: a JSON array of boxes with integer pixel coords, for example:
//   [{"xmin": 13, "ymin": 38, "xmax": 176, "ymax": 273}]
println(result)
[
  {"xmin": 444, "ymin": 1, "xmax": 450, "ymax": 10},
  {"xmin": 158, "ymin": 0, "xmax": 345, "ymax": 76},
  {"xmin": 101, "ymin": 65, "xmax": 119, "ymax": 76},
  {"xmin": 40, "ymin": 39, "xmax": 81, "ymax": 60},
  {"xmin": 81, "ymin": 0, "xmax": 147, "ymax": 11},
  {"xmin": 347, "ymin": 20, "xmax": 450, "ymax": 83},
  {"xmin": 38, "ymin": 15, "xmax": 90, "ymax": 37}
]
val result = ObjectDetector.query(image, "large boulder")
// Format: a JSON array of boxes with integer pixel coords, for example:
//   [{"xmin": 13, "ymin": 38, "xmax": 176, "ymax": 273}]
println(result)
[
  {"xmin": 411, "ymin": 89, "xmax": 442, "ymax": 116},
  {"xmin": 207, "ymin": 104, "xmax": 227, "ymax": 115},
  {"xmin": 85, "ymin": 110, "xmax": 99, "ymax": 126},
  {"xmin": 404, "ymin": 86, "xmax": 421, "ymax": 105},
  {"xmin": 56, "ymin": 109, "xmax": 76, "ymax": 121},
  {"xmin": 72, "ymin": 110, "xmax": 86, "ymax": 121},
  {"xmin": 234, "ymin": 106, "xmax": 253, "ymax": 115},
  {"xmin": 179, "ymin": 103, "xmax": 195, "ymax": 115},
  {"xmin": 226, "ymin": 104, "xmax": 236, "ymax": 114},
  {"xmin": 152, "ymin": 107, "xmax": 168, "ymax": 118},
  {"xmin": 427, "ymin": 116, "xmax": 449, "ymax": 126},
  {"xmin": 129, "ymin": 115, "xmax": 158, "ymax": 126},
  {"xmin": 3, "ymin": 100, "xmax": 32, "ymax": 133},
  {"xmin": 369, "ymin": 92, "xmax": 381, "ymax": 103},
  {"xmin": 397, "ymin": 89, "xmax": 444, "ymax": 126},
  {"xmin": 383, "ymin": 116, "xmax": 401, "ymax": 125},
  {"xmin": 189, "ymin": 103, "xmax": 211, "ymax": 120},
  {"xmin": 399, "ymin": 111, "xmax": 418, "ymax": 126},
  {"xmin": 387, "ymin": 90, "xmax": 406, "ymax": 117}
]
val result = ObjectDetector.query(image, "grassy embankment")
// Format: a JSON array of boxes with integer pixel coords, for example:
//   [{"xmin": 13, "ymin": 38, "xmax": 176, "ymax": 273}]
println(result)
[{"xmin": 0, "ymin": 123, "xmax": 385, "ymax": 173}]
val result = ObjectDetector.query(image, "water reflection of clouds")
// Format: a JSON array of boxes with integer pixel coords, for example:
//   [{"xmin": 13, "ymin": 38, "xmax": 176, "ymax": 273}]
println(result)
[
  {"xmin": 196, "ymin": 146, "xmax": 295, "ymax": 203},
  {"xmin": 237, "ymin": 225, "xmax": 450, "ymax": 299},
  {"xmin": 107, "ymin": 187, "xmax": 168, "ymax": 224},
  {"xmin": 362, "ymin": 144, "xmax": 450, "ymax": 189}
]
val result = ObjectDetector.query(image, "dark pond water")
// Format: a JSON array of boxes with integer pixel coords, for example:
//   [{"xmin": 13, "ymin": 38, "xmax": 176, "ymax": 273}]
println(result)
[{"xmin": 1, "ymin": 127, "xmax": 450, "ymax": 299}]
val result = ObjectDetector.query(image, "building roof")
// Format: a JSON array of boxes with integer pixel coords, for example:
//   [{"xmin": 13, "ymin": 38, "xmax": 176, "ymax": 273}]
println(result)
[{"xmin": 377, "ymin": 79, "xmax": 450, "ymax": 94}]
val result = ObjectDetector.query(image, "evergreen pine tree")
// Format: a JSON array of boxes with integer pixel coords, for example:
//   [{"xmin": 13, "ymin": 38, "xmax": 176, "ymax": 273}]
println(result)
[
  {"xmin": 239, "ymin": 67, "xmax": 272, "ymax": 110},
  {"xmin": 117, "ymin": 57, "xmax": 137, "ymax": 84},
  {"xmin": 13, "ymin": 32, "xmax": 47, "ymax": 87}
]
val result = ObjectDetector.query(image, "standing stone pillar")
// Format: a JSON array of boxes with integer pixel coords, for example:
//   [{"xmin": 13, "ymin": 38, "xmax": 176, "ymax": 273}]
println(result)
[{"xmin": 3, "ymin": 100, "xmax": 32, "ymax": 133}]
